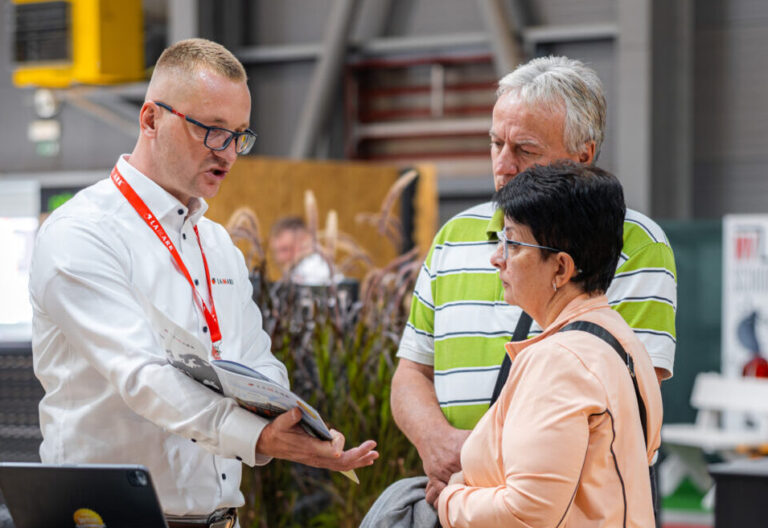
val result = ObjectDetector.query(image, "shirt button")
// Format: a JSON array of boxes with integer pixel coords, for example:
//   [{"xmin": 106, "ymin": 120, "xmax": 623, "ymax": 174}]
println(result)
[
  {"xmin": 177, "ymin": 208, "xmax": 184, "ymax": 215},
  {"xmin": 202, "ymin": 326, "xmax": 208, "ymax": 333},
  {"xmin": 191, "ymin": 438, "xmax": 197, "ymax": 443},
  {"xmin": 194, "ymin": 279, "xmax": 199, "ymax": 285},
  {"xmin": 182, "ymin": 233, "xmax": 187, "ymax": 240},
  {"xmin": 221, "ymin": 473, "xmax": 227, "ymax": 480}
]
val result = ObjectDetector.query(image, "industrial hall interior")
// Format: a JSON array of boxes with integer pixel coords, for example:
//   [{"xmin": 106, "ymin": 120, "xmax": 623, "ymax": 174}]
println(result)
[{"xmin": 1, "ymin": 1, "xmax": 768, "ymax": 528}]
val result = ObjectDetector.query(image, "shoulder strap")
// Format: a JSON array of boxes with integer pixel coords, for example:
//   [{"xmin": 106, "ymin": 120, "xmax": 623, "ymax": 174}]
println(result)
[
  {"xmin": 490, "ymin": 311, "xmax": 532, "ymax": 406},
  {"xmin": 559, "ymin": 320, "xmax": 649, "ymax": 448}
]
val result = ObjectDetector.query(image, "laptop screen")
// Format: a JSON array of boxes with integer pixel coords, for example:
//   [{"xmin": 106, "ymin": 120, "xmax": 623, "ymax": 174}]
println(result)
[{"xmin": 0, "ymin": 463, "xmax": 168, "ymax": 528}]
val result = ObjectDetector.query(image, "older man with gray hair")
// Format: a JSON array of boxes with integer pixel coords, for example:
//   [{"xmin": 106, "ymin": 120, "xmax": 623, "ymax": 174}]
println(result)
[{"xmin": 370, "ymin": 55, "xmax": 677, "ymax": 524}]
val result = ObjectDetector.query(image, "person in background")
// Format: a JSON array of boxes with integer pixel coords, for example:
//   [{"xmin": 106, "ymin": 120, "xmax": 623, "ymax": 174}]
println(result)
[
  {"xmin": 269, "ymin": 215, "xmax": 336, "ymax": 286},
  {"xmin": 269, "ymin": 216, "xmax": 312, "ymax": 274},
  {"xmin": 391, "ymin": 55, "xmax": 677, "ymax": 507},
  {"xmin": 437, "ymin": 161, "xmax": 662, "ymax": 528},
  {"xmin": 29, "ymin": 38, "xmax": 377, "ymax": 528}
]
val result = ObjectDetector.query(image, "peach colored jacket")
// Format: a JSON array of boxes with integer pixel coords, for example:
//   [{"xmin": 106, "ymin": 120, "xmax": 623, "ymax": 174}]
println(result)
[{"xmin": 438, "ymin": 294, "xmax": 663, "ymax": 528}]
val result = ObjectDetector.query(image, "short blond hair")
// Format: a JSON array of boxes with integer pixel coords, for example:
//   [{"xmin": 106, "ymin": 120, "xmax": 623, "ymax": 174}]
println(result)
[{"xmin": 154, "ymin": 38, "xmax": 246, "ymax": 82}]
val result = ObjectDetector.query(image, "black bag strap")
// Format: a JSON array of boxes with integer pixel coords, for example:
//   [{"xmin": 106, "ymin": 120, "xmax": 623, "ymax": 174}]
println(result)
[
  {"xmin": 559, "ymin": 320, "xmax": 649, "ymax": 448},
  {"xmin": 490, "ymin": 311, "xmax": 532, "ymax": 406}
]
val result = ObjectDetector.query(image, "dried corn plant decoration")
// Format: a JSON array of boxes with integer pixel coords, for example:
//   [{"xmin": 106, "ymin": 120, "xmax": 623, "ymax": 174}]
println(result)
[
  {"xmin": 355, "ymin": 169, "xmax": 418, "ymax": 249},
  {"xmin": 304, "ymin": 189, "xmax": 320, "ymax": 242},
  {"xmin": 322, "ymin": 210, "xmax": 338, "ymax": 261},
  {"xmin": 225, "ymin": 206, "xmax": 265, "ymax": 272},
  {"xmin": 230, "ymin": 170, "xmax": 428, "ymax": 528}
]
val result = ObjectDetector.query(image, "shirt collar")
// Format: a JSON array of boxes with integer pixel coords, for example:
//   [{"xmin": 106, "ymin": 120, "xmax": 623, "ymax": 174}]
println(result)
[
  {"xmin": 486, "ymin": 207, "xmax": 503, "ymax": 239},
  {"xmin": 115, "ymin": 155, "xmax": 208, "ymax": 226},
  {"xmin": 504, "ymin": 294, "xmax": 610, "ymax": 360}
]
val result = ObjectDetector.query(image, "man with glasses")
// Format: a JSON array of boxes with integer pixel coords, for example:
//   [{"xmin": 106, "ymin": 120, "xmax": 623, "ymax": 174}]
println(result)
[
  {"xmin": 388, "ymin": 56, "xmax": 677, "ymax": 513},
  {"xmin": 29, "ymin": 39, "xmax": 377, "ymax": 527},
  {"xmin": 153, "ymin": 100, "xmax": 257, "ymax": 155}
]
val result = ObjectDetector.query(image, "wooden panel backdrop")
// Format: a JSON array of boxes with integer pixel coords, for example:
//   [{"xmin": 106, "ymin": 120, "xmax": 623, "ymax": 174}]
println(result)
[{"xmin": 206, "ymin": 156, "xmax": 437, "ymax": 280}]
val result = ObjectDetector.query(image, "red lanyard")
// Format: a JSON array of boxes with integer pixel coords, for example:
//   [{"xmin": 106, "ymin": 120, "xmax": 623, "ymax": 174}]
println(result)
[{"xmin": 111, "ymin": 167, "xmax": 222, "ymax": 359}]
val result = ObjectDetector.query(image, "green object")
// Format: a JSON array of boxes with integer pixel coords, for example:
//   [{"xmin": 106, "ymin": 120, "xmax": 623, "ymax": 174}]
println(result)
[
  {"xmin": 662, "ymin": 477, "xmax": 708, "ymax": 512},
  {"xmin": 35, "ymin": 140, "xmax": 59, "ymax": 157},
  {"xmin": 47, "ymin": 192, "xmax": 74, "ymax": 212},
  {"xmin": 658, "ymin": 220, "xmax": 722, "ymax": 424}
]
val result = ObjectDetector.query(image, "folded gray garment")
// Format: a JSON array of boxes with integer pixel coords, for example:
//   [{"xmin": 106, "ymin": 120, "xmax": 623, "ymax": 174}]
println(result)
[
  {"xmin": 0, "ymin": 505, "xmax": 13, "ymax": 528},
  {"xmin": 360, "ymin": 476, "xmax": 440, "ymax": 528}
]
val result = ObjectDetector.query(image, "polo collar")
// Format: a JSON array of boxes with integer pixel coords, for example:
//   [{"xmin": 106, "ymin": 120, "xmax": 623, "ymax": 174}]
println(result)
[
  {"xmin": 504, "ymin": 294, "xmax": 611, "ymax": 360},
  {"xmin": 486, "ymin": 207, "xmax": 503, "ymax": 239}
]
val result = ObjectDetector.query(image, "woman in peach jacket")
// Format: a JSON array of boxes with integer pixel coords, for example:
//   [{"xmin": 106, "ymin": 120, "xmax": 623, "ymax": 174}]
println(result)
[{"xmin": 437, "ymin": 162, "xmax": 663, "ymax": 528}]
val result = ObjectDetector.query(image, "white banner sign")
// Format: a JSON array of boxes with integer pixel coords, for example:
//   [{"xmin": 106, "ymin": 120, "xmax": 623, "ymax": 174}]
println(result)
[{"xmin": 722, "ymin": 215, "xmax": 768, "ymax": 377}]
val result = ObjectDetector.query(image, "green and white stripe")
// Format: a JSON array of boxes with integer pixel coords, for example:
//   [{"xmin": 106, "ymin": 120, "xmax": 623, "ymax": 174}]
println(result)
[
  {"xmin": 607, "ymin": 208, "xmax": 677, "ymax": 374},
  {"xmin": 398, "ymin": 202, "xmax": 677, "ymax": 430}
]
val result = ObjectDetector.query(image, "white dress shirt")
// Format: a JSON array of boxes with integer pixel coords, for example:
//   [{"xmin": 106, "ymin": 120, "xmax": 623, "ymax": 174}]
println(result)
[{"xmin": 29, "ymin": 155, "xmax": 289, "ymax": 515}]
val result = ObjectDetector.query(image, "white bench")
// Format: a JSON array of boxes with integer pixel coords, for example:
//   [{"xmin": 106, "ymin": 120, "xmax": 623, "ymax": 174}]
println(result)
[{"xmin": 660, "ymin": 372, "xmax": 768, "ymax": 502}]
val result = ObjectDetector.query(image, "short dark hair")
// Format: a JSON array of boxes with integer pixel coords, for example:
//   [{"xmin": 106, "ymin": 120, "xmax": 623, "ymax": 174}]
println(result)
[
  {"xmin": 493, "ymin": 162, "xmax": 625, "ymax": 294},
  {"xmin": 270, "ymin": 216, "xmax": 307, "ymax": 238}
]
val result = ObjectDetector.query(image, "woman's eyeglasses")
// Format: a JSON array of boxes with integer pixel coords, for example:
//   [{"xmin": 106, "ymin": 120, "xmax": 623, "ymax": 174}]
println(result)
[{"xmin": 496, "ymin": 230, "xmax": 562, "ymax": 260}]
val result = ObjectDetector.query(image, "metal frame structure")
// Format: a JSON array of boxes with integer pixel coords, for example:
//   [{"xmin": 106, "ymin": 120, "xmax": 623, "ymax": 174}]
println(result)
[{"xmin": 52, "ymin": 0, "xmax": 692, "ymax": 217}]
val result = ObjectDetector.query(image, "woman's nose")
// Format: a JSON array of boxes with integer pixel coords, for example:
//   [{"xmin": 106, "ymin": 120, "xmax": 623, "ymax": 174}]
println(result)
[{"xmin": 490, "ymin": 243, "xmax": 504, "ymax": 269}]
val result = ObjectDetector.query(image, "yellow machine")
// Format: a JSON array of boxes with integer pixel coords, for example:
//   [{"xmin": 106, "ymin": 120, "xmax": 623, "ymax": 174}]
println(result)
[{"xmin": 12, "ymin": 0, "xmax": 144, "ymax": 88}]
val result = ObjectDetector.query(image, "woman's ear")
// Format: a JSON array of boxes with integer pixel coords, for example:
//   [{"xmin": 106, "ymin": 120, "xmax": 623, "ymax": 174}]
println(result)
[
  {"xmin": 139, "ymin": 102, "xmax": 158, "ymax": 138},
  {"xmin": 552, "ymin": 252, "xmax": 577, "ymax": 289}
]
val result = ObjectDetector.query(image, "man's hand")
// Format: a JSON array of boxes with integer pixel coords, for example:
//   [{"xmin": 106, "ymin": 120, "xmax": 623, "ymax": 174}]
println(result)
[
  {"xmin": 421, "ymin": 428, "xmax": 470, "ymax": 506},
  {"xmin": 419, "ymin": 426, "xmax": 470, "ymax": 485},
  {"xmin": 429, "ymin": 470, "xmax": 466, "ymax": 506},
  {"xmin": 391, "ymin": 359, "xmax": 471, "ymax": 505},
  {"xmin": 255, "ymin": 408, "xmax": 378, "ymax": 471},
  {"xmin": 425, "ymin": 476, "xmax": 445, "ymax": 507}
]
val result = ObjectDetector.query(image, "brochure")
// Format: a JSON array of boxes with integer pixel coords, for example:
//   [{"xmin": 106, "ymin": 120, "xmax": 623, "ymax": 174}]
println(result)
[{"xmin": 145, "ymin": 302, "xmax": 358, "ymax": 483}]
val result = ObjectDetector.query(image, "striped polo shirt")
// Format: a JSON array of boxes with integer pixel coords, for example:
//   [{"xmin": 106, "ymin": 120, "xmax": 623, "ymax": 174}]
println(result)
[{"xmin": 397, "ymin": 201, "xmax": 677, "ymax": 430}]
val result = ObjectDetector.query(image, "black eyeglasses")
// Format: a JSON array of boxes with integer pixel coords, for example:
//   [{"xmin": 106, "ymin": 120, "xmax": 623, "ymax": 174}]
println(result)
[
  {"xmin": 496, "ymin": 230, "xmax": 562, "ymax": 260},
  {"xmin": 153, "ymin": 101, "xmax": 257, "ymax": 155}
]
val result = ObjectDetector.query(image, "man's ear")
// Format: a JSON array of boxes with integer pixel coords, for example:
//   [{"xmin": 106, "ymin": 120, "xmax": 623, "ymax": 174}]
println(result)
[
  {"xmin": 578, "ymin": 141, "xmax": 596, "ymax": 164},
  {"xmin": 553, "ymin": 251, "xmax": 577, "ymax": 289},
  {"xmin": 139, "ymin": 102, "xmax": 158, "ymax": 138}
]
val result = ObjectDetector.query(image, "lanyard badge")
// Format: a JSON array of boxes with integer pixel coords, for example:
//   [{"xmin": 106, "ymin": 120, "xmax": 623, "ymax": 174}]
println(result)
[{"xmin": 111, "ymin": 167, "xmax": 223, "ymax": 359}]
